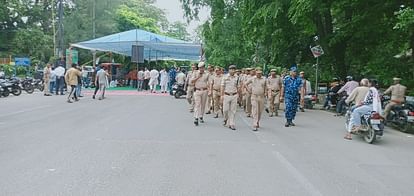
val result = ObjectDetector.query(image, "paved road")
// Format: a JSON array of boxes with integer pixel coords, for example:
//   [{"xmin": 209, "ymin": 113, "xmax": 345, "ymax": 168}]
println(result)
[{"xmin": 1, "ymin": 91, "xmax": 414, "ymax": 196}]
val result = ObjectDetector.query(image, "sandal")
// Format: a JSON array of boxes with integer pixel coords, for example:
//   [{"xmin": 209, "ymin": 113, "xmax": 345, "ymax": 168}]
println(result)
[{"xmin": 344, "ymin": 136, "xmax": 352, "ymax": 140}]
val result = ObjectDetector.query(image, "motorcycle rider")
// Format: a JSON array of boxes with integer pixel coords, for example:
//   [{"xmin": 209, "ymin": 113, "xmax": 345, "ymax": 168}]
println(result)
[
  {"xmin": 335, "ymin": 76, "xmax": 359, "ymax": 116},
  {"xmin": 383, "ymin": 77, "xmax": 407, "ymax": 120},
  {"xmin": 323, "ymin": 78, "xmax": 343, "ymax": 110},
  {"xmin": 344, "ymin": 79, "xmax": 381, "ymax": 140}
]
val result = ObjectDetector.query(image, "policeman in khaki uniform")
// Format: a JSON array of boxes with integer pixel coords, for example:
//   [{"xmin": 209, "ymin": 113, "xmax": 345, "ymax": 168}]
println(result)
[
  {"xmin": 43, "ymin": 63, "xmax": 52, "ymax": 96},
  {"xmin": 210, "ymin": 67, "xmax": 223, "ymax": 118},
  {"xmin": 221, "ymin": 65, "xmax": 240, "ymax": 130},
  {"xmin": 245, "ymin": 68, "xmax": 267, "ymax": 131},
  {"xmin": 186, "ymin": 64, "xmax": 197, "ymax": 112},
  {"xmin": 205, "ymin": 65, "xmax": 215, "ymax": 114},
  {"xmin": 244, "ymin": 68, "xmax": 255, "ymax": 117},
  {"xmin": 191, "ymin": 62, "xmax": 210, "ymax": 126},
  {"xmin": 383, "ymin": 77, "xmax": 407, "ymax": 119},
  {"xmin": 240, "ymin": 68, "xmax": 250, "ymax": 110},
  {"xmin": 267, "ymin": 69, "xmax": 282, "ymax": 117}
]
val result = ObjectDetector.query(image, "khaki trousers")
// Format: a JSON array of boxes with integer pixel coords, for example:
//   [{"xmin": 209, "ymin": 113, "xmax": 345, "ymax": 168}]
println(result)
[
  {"xmin": 194, "ymin": 90, "xmax": 208, "ymax": 119},
  {"xmin": 44, "ymin": 79, "xmax": 50, "ymax": 94},
  {"xmin": 268, "ymin": 91, "xmax": 281, "ymax": 114},
  {"xmin": 384, "ymin": 101, "xmax": 398, "ymax": 118},
  {"xmin": 213, "ymin": 90, "xmax": 222, "ymax": 115},
  {"xmin": 205, "ymin": 93, "xmax": 212, "ymax": 112},
  {"xmin": 186, "ymin": 86, "xmax": 195, "ymax": 110},
  {"xmin": 223, "ymin": 94, "xmax": 238, "ymax": 126},
  {"xmin": 245, "ymin": 93, "xmax": 252, "ymax": 115},
  {"xmin": 252, "ymin": 94, "xmax": 265, "ymax": 127}
]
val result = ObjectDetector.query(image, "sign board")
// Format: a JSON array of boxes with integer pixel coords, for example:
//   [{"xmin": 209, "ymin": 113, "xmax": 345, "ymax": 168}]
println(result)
[
  {"xmin": 14, "ymin": 57, "xmax": 31, "ymax": 66},
  {"xmin": 311, "ymin": 45, "xmax": 324, "ymax": 58},
  {"xmin": 131, "ymin": 45, "xmax": 144, "ymax": 63},
  {"xmin": 66, "ymin": 49, "xmax": 79, "ymax": 67}
]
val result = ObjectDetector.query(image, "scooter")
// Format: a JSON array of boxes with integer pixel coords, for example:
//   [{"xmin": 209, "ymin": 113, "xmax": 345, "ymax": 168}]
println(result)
[
  {"xmin": 172, "ymin": 83, "xmax": 186, "ymax": 99},
  {"xmin": 345, "ymin": 106, "xmax": 384, "ymax": 144}
]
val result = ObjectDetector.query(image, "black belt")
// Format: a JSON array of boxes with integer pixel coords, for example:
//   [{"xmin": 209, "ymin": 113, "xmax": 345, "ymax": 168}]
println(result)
[
  {"xmin": 225, "ymin": 92, "xmax": 238, "ymax": 96},
  {"xmin": 196, "ymin": 88, "xmax": 208, "ymax": 91}
]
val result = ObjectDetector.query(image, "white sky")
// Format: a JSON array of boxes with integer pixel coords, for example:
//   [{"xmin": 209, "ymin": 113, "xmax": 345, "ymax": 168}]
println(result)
[{"xmin": 154, "ymin": 0, "xmax": 209, "ymax": 36}]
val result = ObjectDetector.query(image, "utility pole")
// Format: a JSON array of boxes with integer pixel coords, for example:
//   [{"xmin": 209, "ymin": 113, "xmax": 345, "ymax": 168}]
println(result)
[
  {"xmin": 92, "ymin": 0, "xmax": 96, "ymax": 38},
  {"xmin": 57, "ymin": 0, "xmax": 64, "ymax": 65},
  {"xmin": 52, "ymin": 0, "xmax": 56, "ymax": 58}
]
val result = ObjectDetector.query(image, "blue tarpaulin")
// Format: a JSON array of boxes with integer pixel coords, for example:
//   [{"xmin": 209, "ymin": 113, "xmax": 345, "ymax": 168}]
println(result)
[{"xmin": 71, "ymin": 29, "xmax": 201, "ymax": 61}]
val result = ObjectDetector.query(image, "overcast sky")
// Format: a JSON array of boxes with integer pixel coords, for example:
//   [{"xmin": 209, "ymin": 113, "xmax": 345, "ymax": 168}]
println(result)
[{"xmin": 154, "ymin": 0, "xmax": 209, "ymax": 35}]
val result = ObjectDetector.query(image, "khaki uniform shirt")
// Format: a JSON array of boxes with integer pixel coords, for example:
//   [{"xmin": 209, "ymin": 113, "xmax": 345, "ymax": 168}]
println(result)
[
  {"xmin": 267, "ymin": 76, "xmax": 282, "ymax": 92},
  {"xmin": 212, "ymin": 74, "xmax": 223, "ymax": 91},
  {"xmin": 245, "ymin": 75, "xmax": 255, "ymax": 92},
  {"xmin": 43, "ymin": 67, "xmax": 51, "ymax": 81},
  {"xmin": 186, "ymin": 70, "xmax": 195, "ymax": 87},
  {"xmin": 246, "ymin": 76, "xmax": 266, "ymax": 95},
  {"xmin": 221, "ymin": 74, "xmax": 240, "ymax": 94},
  {"xmin": 191, "ymin": 71, "xmax": 209, "ymax": 89},
  {"xmin": 384, "ymin": 84, "xmax": 406, "ymax": 103}
]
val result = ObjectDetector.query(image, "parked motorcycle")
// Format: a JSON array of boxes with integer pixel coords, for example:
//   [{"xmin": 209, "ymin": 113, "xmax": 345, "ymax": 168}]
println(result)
[
  {"xmin": 345, "ymin": 106, "xmax": 384, "ymax": 144},
  {"xmin": 303, "ymin": 93, "xmax": 317, "ymax": 109},
  {"xmin": 0, "ymin": 78, "xmax": 22, "ymax": 96},
  {"xmin": 384, "ymin": 96, "xmax": 414, "ymax": 132},
  {"xmin": 0, "ymin": 80, "xmax": 10, "ymax": 97},
  {"xmin": 172, "ymin": 83, "xmax": 186, "ymax": 99},
  {"xmin": 33, "ymin": 79, "xmax": 44, "ymax": 92},
  {"xmin": 21, "ymin": 77, "xmax": 35, "ymax": 94}
]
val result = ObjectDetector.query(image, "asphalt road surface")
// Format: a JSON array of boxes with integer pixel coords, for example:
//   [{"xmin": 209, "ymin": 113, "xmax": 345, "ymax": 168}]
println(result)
[{"xmin": 1, "ymin": 91, "xmax": 413, "ymax": 196}]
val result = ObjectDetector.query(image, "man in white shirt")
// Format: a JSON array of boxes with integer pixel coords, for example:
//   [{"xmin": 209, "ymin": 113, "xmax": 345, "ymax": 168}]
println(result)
[
  {"xmin": 137, "ymin": 69, "xmax": 145, "ymax": 91},
  {"xmin": 159, "ymin": 68, "xmax": 169, "ymax": 93},
  {"xmin": 54, "ymin": 65, "xmax": 66, "ymax": 95},
  {"xmin": 144, "ymin": 68, "xmax": 150, "ymax": 91},
  {"xmin": 175, "ymin": 69, "xmax": 186, "ymax": 85},
  {"xmin": 149, "ymin": 68, "xmax": 159, "ymax": 93}
]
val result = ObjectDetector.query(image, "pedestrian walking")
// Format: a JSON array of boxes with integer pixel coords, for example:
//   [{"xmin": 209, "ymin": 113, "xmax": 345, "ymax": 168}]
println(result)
[
  {"xmin": 137, "ymin": 68, "xmax": 144, "ymax": 91},
  {"xmin": 160, "ymin": 68, "xmax": 169, "ymax": 93},
  {"xmin": 211, "ymin": 67, "xmax": 223, "ymax": 118},
  {"xmin": 43, "ymin": 63, "xmax": 52, "ymax": 96},
  {"xmin": 245, "ymin": 68, "xmax": 266, "ymax": 131},
  {"xmin": 267, "ymin": 69, "xmax": 282, "ymax": 117},
  {"xmin": 186, "ymin": 64, "xmax": 197, "ymax": 112},
  {"xmin": 221, "ymin": 65, "xmax": 240, "ymax": 130},
  {"xmin": 205, "ymin": 65, "xmax": 215, "ymax": 114},
  {"xmin": 143, "ymin": 68, "xmax": 150, "ymax": 90},
  {"xmin": 149, "ymin": 68, "xmax": 159, "ymax": 93},
  {"xmin": 243, "ymin": 68, "xmax": 255, "ymax": 117},
  {"xmin": 54, "ymin": 64, "xmax": 65, "ymax": 95},
  {"xmin": 280, "ymin": 66, "xmax": 302, "ymax": 127},
  {"xmin": 299, "ymin": 71, "xmax": 311, "ymax": 112},
  {"xmin": 96, "ymin": 66, "xmax": 109, "ymax": 100},
  {"xmin": 64, "ymin": 64, "xmax": 82, "ymax": 103},
  {"xmin": 191, "ymin": 62, "xmax": 210, "ymax": 126},
  {"xmin": 76, "ymin": 65, "xmax": 83, "ymax": 97},
  {"xmin": 49, "ymin": 67, "xmax": 56, "ymax": 94}
]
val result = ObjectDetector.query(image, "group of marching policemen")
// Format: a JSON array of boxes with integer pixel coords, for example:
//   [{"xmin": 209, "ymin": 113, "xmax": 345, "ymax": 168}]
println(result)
[{"xmin": 184, "ymin": 62, "xmax": 309, "ymax": 131}]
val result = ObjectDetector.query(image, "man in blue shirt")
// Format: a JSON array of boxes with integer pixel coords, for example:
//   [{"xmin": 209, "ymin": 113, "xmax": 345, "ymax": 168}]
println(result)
[
  {"xmin": 168, "ymin": 65, "xmax": 177, "ymax": 94},
  {"xmin": 280, "ymin": 66, "xmax": 302, "ymax": 127}
]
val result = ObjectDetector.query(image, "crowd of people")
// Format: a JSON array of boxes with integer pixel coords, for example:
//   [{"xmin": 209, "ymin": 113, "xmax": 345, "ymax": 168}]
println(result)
[
  {"xmin": 177, "ymin": 62, "xmax": 311, "ymax": 131},
  {"xmin": 176, "ymin": 62, "xmax": 408, "ymax": 138}
]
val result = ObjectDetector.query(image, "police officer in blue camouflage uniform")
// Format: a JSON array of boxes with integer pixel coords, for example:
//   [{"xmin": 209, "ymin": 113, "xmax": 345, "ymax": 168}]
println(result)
[{"xmin": 280, "ymin": 66, "xmax": 302, "ymax": 127}]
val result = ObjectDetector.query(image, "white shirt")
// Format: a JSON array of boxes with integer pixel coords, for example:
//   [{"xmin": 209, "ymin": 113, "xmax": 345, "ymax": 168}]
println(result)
[
  {"xmin": 144, "ymin": 70, "xmax": 150, "ymax": 79},
  {"xmin": 176, "ymin": 72, "xmax": 186, "ymax": 85},
  {"xmin": 150, "ymin": 69, "xmax": 159, "ymax": 80},
  {"xmin": 54, "ymin": 66, "xmax": 65, "ymax": 77},
  {"xmin": 160, "ymin": 70, "xmax": 168, "ymax": 83}
]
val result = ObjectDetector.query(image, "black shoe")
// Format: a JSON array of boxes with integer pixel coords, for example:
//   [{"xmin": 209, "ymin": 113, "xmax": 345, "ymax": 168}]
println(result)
[
  {"xmin": 253, "ymin": 127, "xmax": 258, "ymax": 131},
  {"xmin": 67, "ymin": 99, "xmax": 73, "ymax": 103},
  {"xmin": 300, "ymin": 108, "xmax": 305, "ymax": 112},
  {"xmin": 290, "ymin": 122, "xmax": 296, "ymax": 126},
  {"xmin": 214, "ymin": 114, "xmax": 218, "ymax": 118},
  {"xmin": 223, "ymin": 119, "xmax": 227, "ymax": 126},
  {"xmin": 194, "ymin": 119, "xmax": 199, "ymax": 126},
  {"xmin": 200, "ymin": 117, "xmax": 204, "ymax": 123},
  {"xmin": 229, "ymin": 126, "xmax": 236, "ymax": 130},
  {"xmin": 206, "ymin": 111, "xmax": 211, "ymax": 114},
  {"xmin": 285, "ymin": 122, "xmax": 290, "ymax": 127},
  {"xmin": 265, "ymin": 108, "xmax": 269, "ymax": 113},
  {"xmin": 92, "ymin": 95, "xmax": 95, "ymax": 99}
]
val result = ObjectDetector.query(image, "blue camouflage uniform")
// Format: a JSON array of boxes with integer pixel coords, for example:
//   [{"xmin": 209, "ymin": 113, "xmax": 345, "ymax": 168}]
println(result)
[{"xmin": 283, "ymin": 75, "xmax": 302, "ymax": 122}]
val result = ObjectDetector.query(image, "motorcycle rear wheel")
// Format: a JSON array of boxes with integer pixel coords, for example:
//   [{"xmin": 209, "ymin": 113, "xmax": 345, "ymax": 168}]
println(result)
[
  {"xmin": 2, "ymin": 89, "xmax": 10, "ymax": 97},
  {"xmin": 11, "ymin": 86, "xmax": 22, "ymax": 96},
  {"xmin": 25, "ymin": 85, "xmax": 34, "ymax": 94},
  {"xmin": 364, "ymin": 127, "xmax": 377, "ymax": 144},
  {"xmin": 174, "ymin": 91, "xmax": 182, "ymax": 99}
]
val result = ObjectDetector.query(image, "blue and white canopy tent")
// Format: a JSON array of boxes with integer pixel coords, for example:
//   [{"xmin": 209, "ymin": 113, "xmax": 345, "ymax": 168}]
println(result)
[{"xmin": 71, "ymin": 29, "xmax": 202, "ymax": 61}]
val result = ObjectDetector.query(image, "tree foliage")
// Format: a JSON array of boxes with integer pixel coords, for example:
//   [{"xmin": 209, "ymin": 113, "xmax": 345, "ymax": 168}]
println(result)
[{"xmin": 181, "ymin": 0, "xmax": 414, "ymax": 90}]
